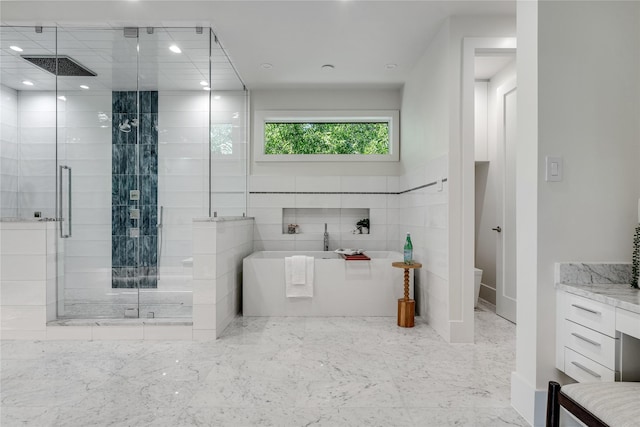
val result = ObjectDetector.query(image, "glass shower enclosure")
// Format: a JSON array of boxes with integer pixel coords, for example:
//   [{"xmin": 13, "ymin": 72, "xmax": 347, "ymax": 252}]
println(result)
[{"xmin": 0, "ymin": 25, "xmax": 247, "ymax": 319}]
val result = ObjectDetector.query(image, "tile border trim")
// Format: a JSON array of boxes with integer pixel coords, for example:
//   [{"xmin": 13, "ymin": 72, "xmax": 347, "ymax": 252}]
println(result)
[{"xmin": 249, "ymin": 178, "xmax": 448, "ymax": 195}]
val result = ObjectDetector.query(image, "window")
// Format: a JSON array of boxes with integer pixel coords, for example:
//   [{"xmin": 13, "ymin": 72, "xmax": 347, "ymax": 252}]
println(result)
[
  {"xmin": 254, "ymin": 110, "xmax": 399, "ymax": 162},
  {"xmin": 211, "ymin": 123, "xmax": 233, "ymax": 155}
]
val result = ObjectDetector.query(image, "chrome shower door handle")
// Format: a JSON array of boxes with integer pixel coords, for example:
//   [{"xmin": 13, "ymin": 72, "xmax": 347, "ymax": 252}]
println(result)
[{"xmin": 59, "ymin": 165, "xmax": 72, "ymax": 238}]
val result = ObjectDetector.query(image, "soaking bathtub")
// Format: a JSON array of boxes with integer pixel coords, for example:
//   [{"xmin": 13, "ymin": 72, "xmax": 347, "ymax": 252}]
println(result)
[{"xmin": 242, "ymin": 251, "xmax": 413, "ymax": 316}]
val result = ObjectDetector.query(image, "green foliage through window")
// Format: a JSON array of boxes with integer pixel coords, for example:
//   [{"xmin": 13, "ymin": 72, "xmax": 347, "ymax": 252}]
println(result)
[
  {"xmin": 211, "ymin": 123, "xmax": 232, "ymax": 155},
  {"xmin": 264, "ymin": 122, "xmax": 389, "ymax": 155}
]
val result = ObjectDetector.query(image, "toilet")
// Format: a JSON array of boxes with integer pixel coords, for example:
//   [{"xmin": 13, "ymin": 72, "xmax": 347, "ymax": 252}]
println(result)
[{"xmin": 474, "ymin": 268, "xmax": 483, "ymax": 308}]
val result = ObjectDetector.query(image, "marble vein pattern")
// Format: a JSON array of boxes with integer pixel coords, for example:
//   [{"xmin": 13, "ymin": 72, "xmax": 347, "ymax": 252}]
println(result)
[
  {"xmin": 1, "ymin": 303, "xmax": 527, "ymax": 426},
  {"xmin": 557, "ymin": 262, "xmax": 632, "ymax": 285}
]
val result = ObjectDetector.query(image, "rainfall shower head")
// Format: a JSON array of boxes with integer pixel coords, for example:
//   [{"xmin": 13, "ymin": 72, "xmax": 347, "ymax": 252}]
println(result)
[{"xmin": 21, "ymin": 55, "xmax": 97, "ymax": 77}]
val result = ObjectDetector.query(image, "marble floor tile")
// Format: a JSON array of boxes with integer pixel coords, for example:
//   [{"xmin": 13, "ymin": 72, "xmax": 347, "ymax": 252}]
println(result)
[{"xmin": 1, "ymin": 303, "xmax": 529, "ymax": 426}]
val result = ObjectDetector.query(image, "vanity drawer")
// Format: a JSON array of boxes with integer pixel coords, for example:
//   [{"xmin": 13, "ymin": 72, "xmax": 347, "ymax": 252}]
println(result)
[
  {"xmin": 564, "ymin": 293, "xmax": 615, "ymax": 337},
  {"xmin": 564, "ymin": 347, "xmax": 617, "ymax": 383},
  {"xmin": 564, "ymin": 320, "xmax": 618, "ymax": 370}
]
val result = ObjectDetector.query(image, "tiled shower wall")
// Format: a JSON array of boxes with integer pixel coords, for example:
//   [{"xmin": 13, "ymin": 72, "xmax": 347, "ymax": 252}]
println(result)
[
  {"xmin": 156, "ymin": 91, "xmax": 245, "ymax": 277},
  {"xmin": 13, "ymin": 90, "xmax": 57, "ymax": 219},
  {"xmin": 157, "ymin": 91, "xmax": 208, "ymax": 276},
  {"xmin": 210, "ymin": 91, "xmax": 248, "ymax": 217},
  {"xmin": 58, "ymin": 90, "xmax": 113, "ymax": 315},
  {"xmin": 0, "ymin": 85, "xmax": 18, "ymax": 218},
  {"xmin": 111, "ymin": 91, "xmax": 158, "ymax": 289}
]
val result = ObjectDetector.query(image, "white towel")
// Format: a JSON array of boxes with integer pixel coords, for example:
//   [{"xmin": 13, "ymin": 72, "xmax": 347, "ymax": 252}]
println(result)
[
  {"xmin": 291, "ymin": 255, "xmax": 307, "ymax": 284},
  {"xmin": 285, "ymin": 256, "xmax": 314, "ymax": 298}
]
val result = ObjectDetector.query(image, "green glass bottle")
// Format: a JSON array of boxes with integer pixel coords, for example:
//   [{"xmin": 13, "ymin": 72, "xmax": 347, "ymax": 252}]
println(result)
[{"xmin": 403, "ymin": 233, "xmax": 413, "ymax": 264}]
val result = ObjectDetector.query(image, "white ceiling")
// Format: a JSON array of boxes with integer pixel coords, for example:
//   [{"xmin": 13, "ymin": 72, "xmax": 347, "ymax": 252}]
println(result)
[
  {"xmin": 0, "ymin": 26, "xmax": 243, "ymax": 92},
  {"xmin": 207, "ymin": 1, "xmax": 516, "ymax": 89},
  {"xmin": 0, "ymin": 1, "xmax": 516, "ymax": 90}
]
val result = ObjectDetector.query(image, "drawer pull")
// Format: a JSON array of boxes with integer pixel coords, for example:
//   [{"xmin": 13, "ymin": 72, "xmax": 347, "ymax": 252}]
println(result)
[
  {"xmin": 571, "ymin": 332, "xmax": 601, "ymax": 347},
  {"xmin": 571, "ymin": 361, "xmax": 602, "ymax": 378},
  {"xmin": 571, "ymin": 304, "xmax": 601, "ymax": 315}
]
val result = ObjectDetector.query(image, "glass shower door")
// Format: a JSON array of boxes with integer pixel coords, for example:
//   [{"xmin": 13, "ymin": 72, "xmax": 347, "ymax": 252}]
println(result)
[
  {"xmin": 56, "ymin": 27, "xmax": 141, "ymax": 318},
  {"xmin": 135, "ymin": 28, "xmax": 211, "ymax": 318}
]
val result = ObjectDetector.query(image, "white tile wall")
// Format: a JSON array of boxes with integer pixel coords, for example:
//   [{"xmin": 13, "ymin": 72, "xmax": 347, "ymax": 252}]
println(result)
[
  {"xmin": 395, "ymin": 155, "xmax": 449, "ymax": 325},
  {"xmin": 248, "ymin": 175, "xmax": 396, "ymax": 252},
  {"xmin": 0, "ymin": 222, "xmax": 57, "ymax": 339},
  {"xmin": 246, "ymin": 155, "xmax": 447, "ymax": 328},
  {"xmin": 192, "ymin": 218, "xmax": 253, "ymax": 338},
  {"xmin": 1, "ymin": 85, "xmax": 18, "ymax": 218},
  {"xmin": 16, "ymin": 91, "xmax": 57, "ymax": 218},
  {"xmin": 57, "ymin": 91, "xmax": 113, "ymax": 313},
  {"xmin": 209, "ymin": 91, "xmax": 247, "ymax": 217},
  {"xmin": 158, "ymin": 91, "xmax": 208, "ymax": 278}
]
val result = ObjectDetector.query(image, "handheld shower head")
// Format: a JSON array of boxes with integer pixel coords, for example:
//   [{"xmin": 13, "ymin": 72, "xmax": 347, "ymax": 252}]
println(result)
[{"xmin": 119, "ymin": 119, "xmax": 131, "ymax": 133}]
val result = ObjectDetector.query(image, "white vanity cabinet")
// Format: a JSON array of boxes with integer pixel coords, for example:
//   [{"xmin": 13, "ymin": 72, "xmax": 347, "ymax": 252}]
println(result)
[
  {"xmin": 556, "ymin": 288, "xmax": 640, "ymax": 383},
  {"xmin": 556, "ymin": 291, "xmax": 618, "ymax": 382}
]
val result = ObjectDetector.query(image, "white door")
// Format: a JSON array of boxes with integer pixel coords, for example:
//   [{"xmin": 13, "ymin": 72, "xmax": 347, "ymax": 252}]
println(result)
[{"xmin": 495, "ymin": 79, "xmax": 517, "ymax": 323}]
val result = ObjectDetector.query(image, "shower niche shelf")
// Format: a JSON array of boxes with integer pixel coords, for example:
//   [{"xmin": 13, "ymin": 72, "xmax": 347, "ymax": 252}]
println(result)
[{"xmin": 282, "ymin": 207, "xmax": 370, "ymax": 235}]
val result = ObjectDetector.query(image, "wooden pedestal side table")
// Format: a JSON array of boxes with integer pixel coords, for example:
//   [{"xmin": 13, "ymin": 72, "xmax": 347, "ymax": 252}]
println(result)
[{"xmin": 392, "ymin": 262, "xmax": 422, "ymax": 328}]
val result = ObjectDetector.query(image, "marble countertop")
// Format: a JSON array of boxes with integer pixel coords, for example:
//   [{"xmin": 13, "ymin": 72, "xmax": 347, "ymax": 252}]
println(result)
[
  {"xmin": 0, "ymin": 217, "xmax": 60, "ymax": 222},
  {"xmin": 556, "ymin": 282, "xmax": 640, "ymax": 314}
]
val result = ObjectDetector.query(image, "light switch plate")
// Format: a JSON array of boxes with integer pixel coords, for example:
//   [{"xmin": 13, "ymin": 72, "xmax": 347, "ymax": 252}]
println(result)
[
  {"xmin": 130, "ymin": 228, "xmax": 139, "ymax": 238},
  {"xmin": 545, "ymin": 156, "xmax": 563, "ymax": 182},
  {"xmin": 129, "ymin": 208, "xmax": 140, "ymax": 220},
  {"xmin": 129, "ymin": 190, "xmax": 140, "ymax": 201}
]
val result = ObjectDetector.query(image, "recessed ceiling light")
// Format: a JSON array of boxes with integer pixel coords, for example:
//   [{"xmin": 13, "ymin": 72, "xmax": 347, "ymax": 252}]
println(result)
[
  {"xmin": 260, "ymin": 63, "xmax": 273, "ymax": 69},
  {"xmin": 321, "ymin": 64, "xmax": 335, "ymax": 70},
  {"xmin": 385, "ymin": 63, "xmax": 398, "ymax": 70},
  {"xmin": 203, "ymin": 86, "xmax": 211, "ymax": 91},
  {"xmin": 22, "ymin": 80, "xmax": 34, "ymax": 86},
  {"xmin": 169, "ymin": 45, "xmax": 182, "ymax": 54},
  {"xmin": 80, "ymin": 85, "xmax": 89, "ymax": 90},
  {"xmin": 200, "ymin": 80, "xmax": 208, "ymax": 86},
  {"xmin": 58, "ymin": 96, "xmax": 66, "ymax": 101},
  {"xmin": 214, "ymin": 95, "xmax": 221, "ymax": 100},
  {"xmin": 10, "ymin": 45, "xmax": 23, "ymax": 52}
]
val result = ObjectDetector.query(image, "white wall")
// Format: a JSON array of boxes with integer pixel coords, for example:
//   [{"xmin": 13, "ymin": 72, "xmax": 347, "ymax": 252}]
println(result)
[
  {"xmin": 514, "ymin": 1, "xmax": 640, "ymax": 424},
  {"xmin": 158, "ymin": 91, "xmax": 209, "ymax": 276},
  {"xmin": 0, "ymin": 85, "xmax": 18, "ymax": 218},
  {"xmin": 248, "ymin": 88, "xmax": 402, "ymax": 253},
  {"xmin": 400, "ymin": 19, "xmax": 451, "ymax": 338},
  {"xmin": 210, "ymin": 90, "xmax": 248, "ymax": 217},
  {"xmin": 400, "ymin": 15, "xmax": 515, "ymax": 342},
  {"xmin": 250, "ymin": 89, "xmax": 402, "ymax": 177},
  {"xmin": 17, "ymin": 91, "xmax": 57, "ymax": 219},
  {"xmin": 249, "ymin": 175, "xmax": 394, "ymax": 252},
  {"xmin": 475, "ymin": 60, "xmax": 516, "ymax": 304}
]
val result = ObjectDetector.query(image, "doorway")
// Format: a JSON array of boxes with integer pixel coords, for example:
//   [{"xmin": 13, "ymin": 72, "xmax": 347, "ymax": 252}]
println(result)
[{"xmin": 473, "ymin": 50, "xmax": 517, "ymax": 323}]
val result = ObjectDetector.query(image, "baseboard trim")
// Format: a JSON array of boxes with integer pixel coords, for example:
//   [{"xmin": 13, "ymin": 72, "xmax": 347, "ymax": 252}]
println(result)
[
  {"xmin": 479, "ymin": 283, "xmax": 496, "ymax": 304},
  {"xmin": 511, "ymin": 371, "xmax": 547, "ymax": 426}
]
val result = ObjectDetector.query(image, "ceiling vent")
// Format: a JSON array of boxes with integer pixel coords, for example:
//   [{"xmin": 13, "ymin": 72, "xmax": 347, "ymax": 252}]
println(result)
[{"xmin": 21, "ymin": 55, "xmax": 97, "ymax": 77}]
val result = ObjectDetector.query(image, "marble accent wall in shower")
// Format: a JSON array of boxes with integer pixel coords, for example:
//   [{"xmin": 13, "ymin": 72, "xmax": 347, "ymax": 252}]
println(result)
[{"xmin": 111, "ymin": 91, "xmax": 158, "ymax": 289}]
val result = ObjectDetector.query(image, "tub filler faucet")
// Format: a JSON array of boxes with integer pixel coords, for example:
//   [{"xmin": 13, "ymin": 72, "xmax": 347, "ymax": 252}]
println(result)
[{"xmin": 324, "ymin": 223, "xmax": 329, "ymax": 251}]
